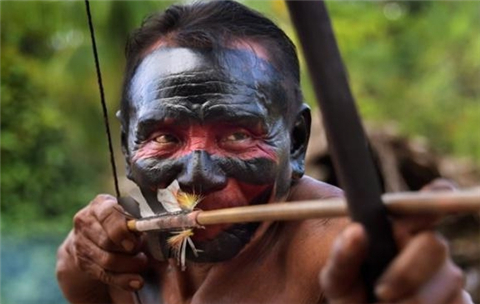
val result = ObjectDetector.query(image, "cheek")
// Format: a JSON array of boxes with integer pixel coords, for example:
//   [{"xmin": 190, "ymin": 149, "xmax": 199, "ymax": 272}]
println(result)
[
  {"xmin": 129, "ymin": 157, "xmax": 184, "ymax": 190},
  {"xmin": 215, "ymin": 156, "xmax": 279, "ymax": 185}
]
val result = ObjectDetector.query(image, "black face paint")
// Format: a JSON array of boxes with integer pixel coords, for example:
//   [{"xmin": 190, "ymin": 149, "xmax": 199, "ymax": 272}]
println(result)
[
  {"xmin": 131, "ymin": 153, "xmax": 279, "ymax": 191},
  {"xmin": 123, "ymin": 47, "xmax": 298, "ymax": 262}
]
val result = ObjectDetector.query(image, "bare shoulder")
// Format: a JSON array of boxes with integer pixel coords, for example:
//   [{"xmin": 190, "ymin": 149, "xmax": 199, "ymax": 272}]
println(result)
[
  {"xmin": 288, "ymin": 175, "xmax": 344, "ymax": 201},
  {"xmin": 278, "ymin": 176, "xmax": 348, "ymax": 297}
]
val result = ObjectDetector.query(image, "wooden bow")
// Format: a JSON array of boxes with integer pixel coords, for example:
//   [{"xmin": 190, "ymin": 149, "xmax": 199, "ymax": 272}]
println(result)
[{"xmin": 286, "ymin": 1, "xmax": 397, "ymax": 301}]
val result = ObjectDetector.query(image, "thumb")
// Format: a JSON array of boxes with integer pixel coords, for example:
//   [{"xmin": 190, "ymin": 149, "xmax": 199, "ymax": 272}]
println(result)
[{"xmin": 320, "ymin": 223, "xmax": 368, "ymax": 304}]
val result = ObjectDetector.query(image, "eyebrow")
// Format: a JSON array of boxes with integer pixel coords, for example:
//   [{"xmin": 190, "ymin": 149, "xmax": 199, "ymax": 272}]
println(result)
[
  {"xmin": 135, "ymin": 102, "xmax": 268, "ymax": 138},
  {"xmin": 135, "ymin": 105, "xmax": 193, "ymax": 138},
  {"xmin": 202, "ymin": 104, "xmax": 268, "ymax": 131}
]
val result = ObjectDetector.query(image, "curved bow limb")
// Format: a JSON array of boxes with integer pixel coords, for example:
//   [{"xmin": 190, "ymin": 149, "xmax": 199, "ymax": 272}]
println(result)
[{"xmin": 286, "ymin": 1, "xmax": 397, "ymax": 301}]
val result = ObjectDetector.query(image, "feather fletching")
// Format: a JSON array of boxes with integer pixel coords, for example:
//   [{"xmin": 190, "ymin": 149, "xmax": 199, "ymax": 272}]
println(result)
[
  {"xmin": 176, "ymin": 192, "xmax": 203, "ymax": 211},
  {"xmin": 157, "ymin": 180, "xmax": 204, "ymax": 270},
  {"xmin": 167, "ymin": 229, "xmax": 201, "ymax": 271}
]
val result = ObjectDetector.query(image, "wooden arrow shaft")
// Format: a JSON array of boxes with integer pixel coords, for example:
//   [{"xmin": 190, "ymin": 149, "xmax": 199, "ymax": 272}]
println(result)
[
  {"xmin": 127, "ymin": 190, "xmax": 480, "ymax": 232},
  {"xmin": 198, "ymin": 190, "xmax": 480, "ymax": 225}
]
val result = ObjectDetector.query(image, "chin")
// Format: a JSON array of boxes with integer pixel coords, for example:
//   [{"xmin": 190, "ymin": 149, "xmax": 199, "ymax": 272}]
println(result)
[{"xmin": 189, "ymin": 221, "xmax": 261, "ymax": 262}]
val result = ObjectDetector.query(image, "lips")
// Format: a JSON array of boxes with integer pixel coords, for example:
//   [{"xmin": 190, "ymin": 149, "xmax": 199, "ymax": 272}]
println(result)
[
  {"xmin": 189, "ymin": 195, "xmax": 238, "ymax": 242},
  {"xmin": 185, "ymin": 186, "xmax": 273, "ymax": 262},
  {"xmin": 189, "ymin": 184, "xmax": 272, "ymax": 242},
  {"xmin": 195, "ymin": 190, "xmax": 253, "ymax": 211}
]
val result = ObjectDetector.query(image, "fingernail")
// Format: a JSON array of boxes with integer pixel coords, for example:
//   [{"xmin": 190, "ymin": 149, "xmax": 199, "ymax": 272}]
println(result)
[
  {"xmin": 122, "ymin": 239, "xmax": 134, "ymax": 252},
  {"xmin": 375, "ymin": 282, "xmax": 393, "ymax": 301},
  {"xmin": 129, "ymin": 280, "xmax": 142, "ymax": 290}
]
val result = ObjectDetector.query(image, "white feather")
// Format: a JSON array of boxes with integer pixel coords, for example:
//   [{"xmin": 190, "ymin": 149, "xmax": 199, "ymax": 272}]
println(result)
[
  {"xmin": 157, "ymin": 180, "xmax": 182, "ymax": 213},
  {"xmin": 187, "ymin": 236, "xmax": 201, "ymax": 257},
  {"xmin": 129, "ymin": 186, "xmax": 155, "ymax": 218},
  {"xmin": 181, "ymin": 238, "xmax": 187, "ymax": 271}
]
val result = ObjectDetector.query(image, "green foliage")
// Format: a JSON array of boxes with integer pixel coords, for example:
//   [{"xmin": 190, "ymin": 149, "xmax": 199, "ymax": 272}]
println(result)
[
  {"xmin": 328, "ymin": 1, "xmax": 480, "ymax": 163},
  {"xmin": 1, "ymin": 4, "xmax": 104, "ymax": 235}
]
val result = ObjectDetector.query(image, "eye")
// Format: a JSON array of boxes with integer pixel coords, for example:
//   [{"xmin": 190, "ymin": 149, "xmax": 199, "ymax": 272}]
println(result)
[
  {"xmin": 153, "ymin": 133, "xmax": 179, "ymax": 144},
  {"xmin": 222, "ymin": 131, "xmax": 252, "ymax": 142},
  {"xmin": 218, "ymin": 130, "xmax": 256, "ymax": 151}
]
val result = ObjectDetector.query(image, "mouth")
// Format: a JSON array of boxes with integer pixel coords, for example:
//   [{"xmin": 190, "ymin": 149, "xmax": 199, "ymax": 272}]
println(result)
[
  {"xmin": 190, "ymin": 185, "xmax": 272, "ymax": 241},
  {"xmin": 156, "ymin": 186, "xmax": 273, "ymax": 263},
  {"xmin": 153, "ymin": 179, "xmax": 271, "ymax": 241}
]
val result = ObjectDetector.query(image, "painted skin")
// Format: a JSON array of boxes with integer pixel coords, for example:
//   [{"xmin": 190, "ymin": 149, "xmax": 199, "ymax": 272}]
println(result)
[{"xmin": 123, "ymin": 47, "xmax": 301, "ymax": 262}]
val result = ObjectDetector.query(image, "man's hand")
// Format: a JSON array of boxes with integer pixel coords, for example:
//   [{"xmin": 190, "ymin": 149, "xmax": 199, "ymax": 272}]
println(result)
[
  {"xmin": 320, "ymin": 179, "xmax": 474, "ymax": 304},
  {"xmin": 56, "ymin": 194, "xmax": 148, "ymax": 302},
  {"xmin": 320, "ymin": 220, "xmax": 472, "ymax": 304}
]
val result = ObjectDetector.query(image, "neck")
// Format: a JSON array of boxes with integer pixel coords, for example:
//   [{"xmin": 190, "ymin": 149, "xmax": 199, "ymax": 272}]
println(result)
[
  {"xmin": 154, "ymin": 221, "xmax": 284, "ymax": 304},
  {"xmin": 176, "ymin": 260, "xmax": 215, "ymax": 294}
]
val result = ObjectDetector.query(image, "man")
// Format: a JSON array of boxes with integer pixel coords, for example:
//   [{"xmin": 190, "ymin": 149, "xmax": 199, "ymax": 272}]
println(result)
[{"xmin": 56, "ymin": 1, "xmax": 471, "ymax": 303}]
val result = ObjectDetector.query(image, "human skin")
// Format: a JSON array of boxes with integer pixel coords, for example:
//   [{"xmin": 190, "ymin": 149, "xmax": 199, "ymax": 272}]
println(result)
[{"xmin": 56, "ymin": 45, "xmax": 470, "ymax": 304}]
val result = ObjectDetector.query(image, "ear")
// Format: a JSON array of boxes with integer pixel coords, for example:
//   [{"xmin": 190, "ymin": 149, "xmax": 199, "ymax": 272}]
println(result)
[{"xmin": 290, "ymin": 104, "xmax": 311, "ymax": 180}]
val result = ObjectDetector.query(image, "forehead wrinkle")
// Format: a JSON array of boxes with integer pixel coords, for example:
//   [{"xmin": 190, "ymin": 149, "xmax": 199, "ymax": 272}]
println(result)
[
  {"xmin": 202, "ymin": 101, "xmax": 268, "ymax": 123},
  {"xmin": 151, "ymin": 71, "xmax": 259, "ymax": 95},
  {"xmin": 152, "ymin": 81, "xmax": 257, "ymax": 99},
  {"xmin": 136, "ymin": 102, "xmax": 196, "ymax": 124},
  {"xmin": 152, "ymin": 93, "xmax": 249, "ymax": 103},
  {"xmin": 149, "ymin": 70, "xmax": 226, "ymax": 84},
  {"xmin": 146, "ymin": 93, "xmax": 261, "ymax": 124}
]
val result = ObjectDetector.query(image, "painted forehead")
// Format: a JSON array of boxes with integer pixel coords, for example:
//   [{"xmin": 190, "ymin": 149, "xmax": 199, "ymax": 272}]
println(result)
[{"xmin": 128, "ymin": 47, "xmax": 287, "ymax": 116}]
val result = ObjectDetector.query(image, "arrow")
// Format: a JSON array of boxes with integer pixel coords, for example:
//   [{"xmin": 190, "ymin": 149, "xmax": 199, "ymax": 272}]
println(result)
[{"xmin": 127, "ymin": 190, "xmax": 480, "ymax": 232}]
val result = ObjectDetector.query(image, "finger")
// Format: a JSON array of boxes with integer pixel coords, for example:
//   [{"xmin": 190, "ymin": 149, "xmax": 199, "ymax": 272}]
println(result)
[
  {"xmin": 395, "ymin": 262, "xmax": 465, "ymax": 304},
  {"xmin": 73, "ymin": 207, "xmax": 119, "ymax": 252},
  {"xmin": 76, "ymin": 254, "xmax": 145, "ymax": 291},
  {"xmin": 375, "ymin": 232, "xmax": 448, "ymax": 302},
  {"xmin": 454, "ymin": 290, "xmax": 474, "ymax": 304},
  {"xmin": 320, "ymin": 223, "xmax": 368, "ymax": 303},
  {"xmin": 90, "ymin": 195, "xmax": 139, "ymax": 252},
  {"xmin": 74, "ymin": 196, "xmax": 142, "ymax": 253},
  {"xmin": 74, "ymin": 232, "xmax": 148, "ymax": 273},
  {"xmin": 421, "ymin": 178, "xmax": 457, "ymax": 192},
  {"xmin": 80, "ymin": 219, "xmax": 126, "ymax": 253},
  {"xmin": 416, "ymin": 260, "xmax": 464, "ymax": 304},
  {"xmin": 391, "ymin": 178, "xmax": 457, "ymax": 243},
  {"xmin": 392, "ymin": 215, "xmax": 439, "ymax": 247}
]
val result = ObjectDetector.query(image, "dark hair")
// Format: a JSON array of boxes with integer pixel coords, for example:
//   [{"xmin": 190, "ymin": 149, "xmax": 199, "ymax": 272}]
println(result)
[{"xmin": 120, "ymin": 0, "xmax": 302, "ymax": 129}]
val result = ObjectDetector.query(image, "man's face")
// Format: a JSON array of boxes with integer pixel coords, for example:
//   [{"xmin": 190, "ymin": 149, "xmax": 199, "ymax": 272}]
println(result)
[{"xmin": 124, "ymin": 46, "xmax": 296, "ymax": 262}]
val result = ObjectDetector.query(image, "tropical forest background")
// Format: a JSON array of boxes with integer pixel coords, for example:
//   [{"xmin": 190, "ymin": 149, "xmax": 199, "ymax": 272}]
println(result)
[{"xmin": 1, "ymin": 1, "xmax": 479, "ymax": 303}]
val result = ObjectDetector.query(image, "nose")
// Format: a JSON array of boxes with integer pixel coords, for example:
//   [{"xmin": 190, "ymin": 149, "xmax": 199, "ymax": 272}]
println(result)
[{"xmin": 177, "ymin": 150, "xmax": 227, "ymax": 194}]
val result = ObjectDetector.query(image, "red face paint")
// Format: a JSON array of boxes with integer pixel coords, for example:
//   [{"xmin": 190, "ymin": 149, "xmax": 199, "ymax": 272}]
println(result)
[{"xmin": 133, "ymin": 122, "xmax": 277, "ymax": 162}]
